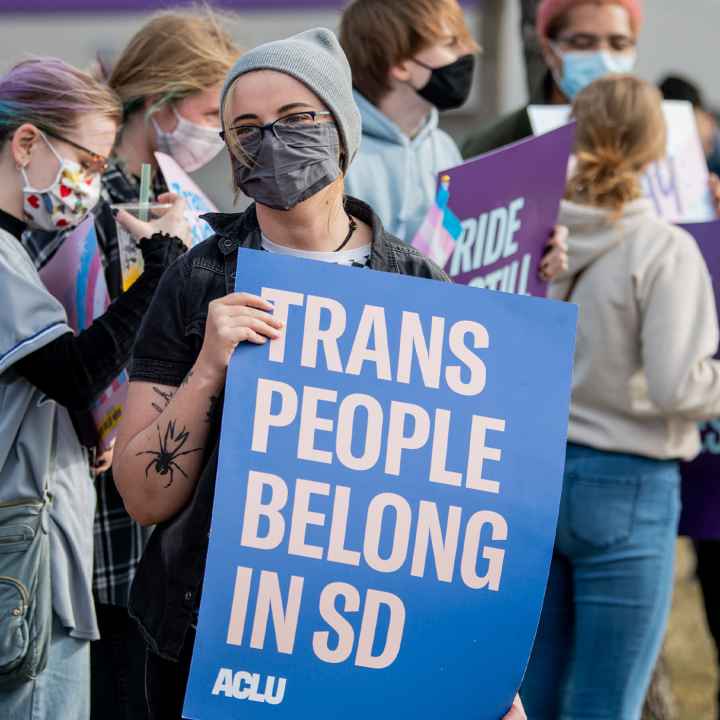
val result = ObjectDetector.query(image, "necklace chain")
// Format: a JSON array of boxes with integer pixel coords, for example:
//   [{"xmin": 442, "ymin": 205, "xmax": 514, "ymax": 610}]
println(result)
[{"xmin": 334, "ymin": 211, "xmax": 358, "ymax": 252}]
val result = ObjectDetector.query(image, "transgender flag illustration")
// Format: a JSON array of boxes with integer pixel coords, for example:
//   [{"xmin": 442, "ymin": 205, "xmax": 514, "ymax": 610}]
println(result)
[
  {"xmin": 412, "ymin": 174, "xmax": 463, "ymax": 268},
  {"xmin": 39, "ymin": 217, "xmax": 128, "ymax": 450}
]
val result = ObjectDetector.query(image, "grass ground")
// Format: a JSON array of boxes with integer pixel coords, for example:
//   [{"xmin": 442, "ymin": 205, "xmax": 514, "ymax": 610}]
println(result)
[{"xmin": 665, "ymin": 539, "xmax": 718, "ymax": 720}]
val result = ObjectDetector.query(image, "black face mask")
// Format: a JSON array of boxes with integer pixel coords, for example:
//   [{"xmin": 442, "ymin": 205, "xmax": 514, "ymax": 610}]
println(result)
[
  {"xmin": 413, "ymin": 54, "xmax": 475, "ymax": 111},
  {"xmin": 231, "ymin": 122, "xmax": 341, "ymax": 211}
]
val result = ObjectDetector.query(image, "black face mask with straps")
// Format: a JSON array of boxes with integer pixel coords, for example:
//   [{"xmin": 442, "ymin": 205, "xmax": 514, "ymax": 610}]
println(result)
[
  {"xmin": 413, "ymin": 54, "xmax": 476, "ymax": 111},
  {"xmin": 231, "ymin": 122, "xmax": 342, "ymax": 212}
]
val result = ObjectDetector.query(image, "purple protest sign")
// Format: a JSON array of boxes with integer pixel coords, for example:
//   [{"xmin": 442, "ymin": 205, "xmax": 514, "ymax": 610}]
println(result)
[
  {"xmin": 442, "ymin": 123, "xmax": 575, "ymax": 297},
  {"xmin": 678, "ymin": 220, "xmax": 720, "ymax": 538}
]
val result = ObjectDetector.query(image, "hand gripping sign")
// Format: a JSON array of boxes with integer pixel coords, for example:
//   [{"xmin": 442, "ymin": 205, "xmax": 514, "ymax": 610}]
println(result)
[
  {"xmin": 183, "ymin": 249, "xmax": 577, "ymax": 719},
  {"xmin": 418, "ymin": 123, "xmax": 575, "ymax": 295}
]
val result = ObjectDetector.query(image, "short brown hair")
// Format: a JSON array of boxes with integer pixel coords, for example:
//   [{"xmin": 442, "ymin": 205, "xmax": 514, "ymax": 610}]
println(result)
[
  {"xmin": 566, "ymin": 75, "xmax": 666, "ymax": 214},
  {"xmin": 109, "ymin": 7, "xmax": 240, "ymax": 118},
  {"xmin": 340, "ymin": 0, "xmax": 477, "ymax": 105}
]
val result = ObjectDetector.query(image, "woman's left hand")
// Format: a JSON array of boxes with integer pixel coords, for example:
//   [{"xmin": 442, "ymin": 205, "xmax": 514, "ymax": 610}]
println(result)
[
  {"xmin": 91, "ymin": 444, "xmax": 114, "ymax": 477},
  {"xmin": 539, "ymin": 224, "xmax": 569, "ymax": 282},
  {"xmin": 502, "ymin": 693, "xmax": 527, "ymax": 720},
  {"xmin": 116, "ymin": 192, "xmax": 192, "ymax": 248}
]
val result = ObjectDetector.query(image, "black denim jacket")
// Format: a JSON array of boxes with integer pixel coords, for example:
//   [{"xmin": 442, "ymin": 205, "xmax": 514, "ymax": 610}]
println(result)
[{"xmin": 128, "ymin": 197, "xmax": 448, "ymax": 660}]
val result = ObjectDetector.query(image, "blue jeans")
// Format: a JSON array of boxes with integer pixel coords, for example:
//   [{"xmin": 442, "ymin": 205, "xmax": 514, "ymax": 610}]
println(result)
[
  {"xmin": 1, "ymin": 613, "xmax": 90, "ymax": 720},
  {"xmin": 522, "ymin": 443, "xmax": 680, "ymax": 720}
]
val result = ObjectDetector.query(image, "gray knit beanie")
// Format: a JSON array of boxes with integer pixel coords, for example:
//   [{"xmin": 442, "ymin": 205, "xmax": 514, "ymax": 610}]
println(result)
[{"xmin": 221, "ymin": 27, "xmax": 361, "ymax": 172}]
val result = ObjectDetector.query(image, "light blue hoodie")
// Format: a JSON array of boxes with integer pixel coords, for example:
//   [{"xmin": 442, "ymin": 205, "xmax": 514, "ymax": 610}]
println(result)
[{"xmin": 345, "ymin": 90, "xmax": 462, "ymax": 243}]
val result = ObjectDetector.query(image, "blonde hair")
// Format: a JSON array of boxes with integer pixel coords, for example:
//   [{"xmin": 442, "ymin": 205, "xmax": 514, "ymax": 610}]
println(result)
[
  {"xmin": 221, "ymin": 75, "xmax": 253, "ymax": 167},
  {"xmin": 566, "ymin": 75, "xmax": 666, "ymax": 214},
  {"xmin": 109, "ymin": 6, "xmax": 240, "ymax": 118}
]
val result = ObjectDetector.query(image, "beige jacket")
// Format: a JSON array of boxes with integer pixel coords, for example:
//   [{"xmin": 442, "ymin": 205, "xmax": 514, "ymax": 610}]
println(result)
[{"xmin": 550, "ymin": 199, "xmax": 720, "ymax": 460}]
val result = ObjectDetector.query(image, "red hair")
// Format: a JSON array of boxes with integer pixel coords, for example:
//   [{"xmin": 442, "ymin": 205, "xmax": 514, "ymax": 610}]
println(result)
[{"xmin": 536, "ymin": 0, "xmax": 644, "ymax": 39}]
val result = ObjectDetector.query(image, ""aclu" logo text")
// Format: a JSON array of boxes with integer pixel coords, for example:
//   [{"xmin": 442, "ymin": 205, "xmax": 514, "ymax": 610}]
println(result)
[{"xmin": 212, "ymin": 668, "xmax": 287, "ymax": 705}]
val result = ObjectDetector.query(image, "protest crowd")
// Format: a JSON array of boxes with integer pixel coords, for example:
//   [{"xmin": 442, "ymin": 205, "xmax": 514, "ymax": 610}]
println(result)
[{"xmin": 1, "ymin": 0, "xmax": 720, "ymax": 719}]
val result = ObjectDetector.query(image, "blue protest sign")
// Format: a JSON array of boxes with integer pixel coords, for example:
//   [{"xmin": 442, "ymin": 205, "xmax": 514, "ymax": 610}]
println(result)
[{"xmin": 183, "ymin": 248, "xmax": 577, "ymax": 720}]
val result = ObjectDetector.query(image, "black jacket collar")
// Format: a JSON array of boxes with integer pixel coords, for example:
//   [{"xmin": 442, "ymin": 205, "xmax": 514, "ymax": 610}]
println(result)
[
  {"xmin": 0, "ymin": 208, "xmax": 27, "ymax": 241},
  {"xmin": 202, "ymin": 196, "xmax": 393, "ymax": 271}
]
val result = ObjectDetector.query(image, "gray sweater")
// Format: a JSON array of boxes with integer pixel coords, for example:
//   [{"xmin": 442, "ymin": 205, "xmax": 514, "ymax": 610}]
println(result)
[{"xmin": 550, "ymin": 199, "xmax": 720, "ymax": 460}]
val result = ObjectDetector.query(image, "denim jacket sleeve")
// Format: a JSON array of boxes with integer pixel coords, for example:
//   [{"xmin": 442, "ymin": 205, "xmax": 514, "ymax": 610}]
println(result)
[
  {"xmin": 130, "ymin": 253, "xmax": 198, "ymax": 388},
  {"xmin": 386, "ymin": 236, "xmax": 451, "ymax": 283}
]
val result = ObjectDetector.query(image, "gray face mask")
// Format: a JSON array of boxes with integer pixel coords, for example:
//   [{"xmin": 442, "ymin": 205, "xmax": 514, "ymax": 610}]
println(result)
[{"xmin": 231, "ymin": 122, "xmax": 342, "ymax": 211}]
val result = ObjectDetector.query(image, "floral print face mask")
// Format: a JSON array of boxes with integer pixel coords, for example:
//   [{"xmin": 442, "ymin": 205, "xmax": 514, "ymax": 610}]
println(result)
[{"xmin": 21, "ymin": 133, "xmax": 102, "ymax": 231}]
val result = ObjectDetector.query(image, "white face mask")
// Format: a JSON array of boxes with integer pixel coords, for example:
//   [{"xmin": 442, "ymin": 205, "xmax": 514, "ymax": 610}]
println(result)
[
  {"xmin": 152, "ymin": 106, "xmax": 224, "ymax": 173},
  {"xmin": 21, "ymin": 133, "xmax": 102, "ymax": 231}
]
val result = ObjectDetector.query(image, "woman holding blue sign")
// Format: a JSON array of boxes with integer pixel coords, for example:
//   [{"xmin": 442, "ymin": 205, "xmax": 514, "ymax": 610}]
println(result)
[
  {"xmin": 113, "ymin": 28, "xmax": 527, "ymax": 720},
  {"xmin": 522, "ymin": 75, "xmax": 720, "ymax": 720}
]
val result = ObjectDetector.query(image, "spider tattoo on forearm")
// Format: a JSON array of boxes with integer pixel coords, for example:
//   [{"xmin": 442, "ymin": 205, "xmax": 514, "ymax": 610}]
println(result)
[{"xmin": 136, "ymin": 420, "xmax": 203, "ymax": 488}]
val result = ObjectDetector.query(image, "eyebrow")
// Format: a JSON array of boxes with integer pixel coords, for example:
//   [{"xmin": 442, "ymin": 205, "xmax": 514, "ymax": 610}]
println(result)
[
  {"xmin": 564, "ymin": 31, "xmax": 633, "ymax": 38},
  {"xmin": 230, "ymin": 101, "xmax": 317, "ymax": 125},
  {"xmin": 278, "ymin": 102, "xmax": 315, "ymax": 113},
  {"xmin": 45, "ymin": 130, "xmax": 105, "ymax": 159}
]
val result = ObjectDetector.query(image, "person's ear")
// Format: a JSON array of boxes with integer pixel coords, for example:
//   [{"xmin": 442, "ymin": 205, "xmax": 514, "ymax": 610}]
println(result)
[
  {"xmin": 11, "ymin": 123, "xmax": 41, "ymax": 168},
  {"xmin": 389, "ymin": 59, "xmax": 413, "ymax": 84},
  {"xmin": 147, "ymin": 95, "xmax": 176, "ymax": 133},
  {"xmin": 144, "ymin": 94, "xmax": 163, "ymax": 114},
  {"xmin": 145, "ymin": 94, "xmax": 172, "ymax": 120}
]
